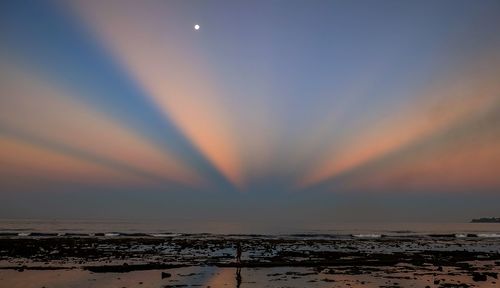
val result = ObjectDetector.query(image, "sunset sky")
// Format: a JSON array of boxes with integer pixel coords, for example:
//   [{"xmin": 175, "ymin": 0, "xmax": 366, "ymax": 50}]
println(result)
[{"xmin": 1, "ymin": 0, "xmax": 499, "ymax": 224}]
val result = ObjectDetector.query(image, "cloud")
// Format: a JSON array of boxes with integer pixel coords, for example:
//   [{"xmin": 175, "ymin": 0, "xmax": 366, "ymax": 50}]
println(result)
[
  {"xmin": 297, "ymin": 53, "xmax": 500, "ymax": 190},
  {"xmin": 0, "ymin": 61, "xmax": 204, "ymax": 188},
  {"xmin": 70, "ymin": 0, "xmax": 245, "ymax": 189}
]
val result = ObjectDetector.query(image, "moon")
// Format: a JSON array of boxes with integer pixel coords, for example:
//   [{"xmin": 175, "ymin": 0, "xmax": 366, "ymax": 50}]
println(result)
[{"xmin": 194, "ymin": 24, "xmax": 200, "ymax": 30}]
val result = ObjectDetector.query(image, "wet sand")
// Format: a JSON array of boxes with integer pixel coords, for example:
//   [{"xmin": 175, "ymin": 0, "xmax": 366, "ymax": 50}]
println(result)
[{"xmin": 0, "ymin": 234, "xmax": 499, "ymax": 287}]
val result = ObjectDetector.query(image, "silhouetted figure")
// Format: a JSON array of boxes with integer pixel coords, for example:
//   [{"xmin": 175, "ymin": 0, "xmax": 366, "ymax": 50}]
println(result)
[
  {"xmin": 236, "ymin": 266, "xmax": 242, "ymax": 288},
  {"xmin": 235, "ymin": 241, "xmax": 242, "ymax": 264}
]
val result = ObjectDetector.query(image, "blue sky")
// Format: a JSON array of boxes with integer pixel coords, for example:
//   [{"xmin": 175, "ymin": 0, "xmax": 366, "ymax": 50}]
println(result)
[{"xmin": 1, "ymin": 0, "xmax": 500, "ymax": 224}]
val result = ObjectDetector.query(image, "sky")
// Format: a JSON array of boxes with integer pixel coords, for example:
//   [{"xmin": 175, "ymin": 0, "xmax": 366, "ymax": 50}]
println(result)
[{"xmin": 1, "ymin": 0, "xmax": 500, "ymax": 225}]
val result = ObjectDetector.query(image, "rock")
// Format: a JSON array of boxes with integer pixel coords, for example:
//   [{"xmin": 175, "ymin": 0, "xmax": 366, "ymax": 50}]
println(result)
[
  {"xmin": 484, "ymin": 272, "xmax": 498, "ymax": 279},
  {"xmin": 161, "ymin": 272, "xmax": 172, "ymax": 279},
  {"xmin": 472, "ymin": 272, "xmax": 487, "ymax": 282}
]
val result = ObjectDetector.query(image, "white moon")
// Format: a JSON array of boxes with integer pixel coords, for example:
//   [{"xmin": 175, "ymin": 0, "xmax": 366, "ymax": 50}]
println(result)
[{"xmin": 194, "ymin": 24, "xmax": 200, "ymax": 30}]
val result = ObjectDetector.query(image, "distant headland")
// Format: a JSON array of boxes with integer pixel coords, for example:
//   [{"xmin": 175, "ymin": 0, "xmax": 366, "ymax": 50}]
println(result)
[{"xmin": 470, "ymin": 217, "xmax": 500, "ymax": 223}]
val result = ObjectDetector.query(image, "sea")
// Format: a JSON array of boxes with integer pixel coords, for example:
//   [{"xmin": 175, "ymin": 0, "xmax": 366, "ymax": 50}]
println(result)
[{"xmin": 0, "ymin": 218, "xmax": 499, "ymax": 238}]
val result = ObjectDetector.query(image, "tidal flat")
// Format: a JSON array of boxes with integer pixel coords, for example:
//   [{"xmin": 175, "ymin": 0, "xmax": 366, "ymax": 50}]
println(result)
[{"xmin": 0, "ymin": 234, "xmax": 499, "ymax": 287}]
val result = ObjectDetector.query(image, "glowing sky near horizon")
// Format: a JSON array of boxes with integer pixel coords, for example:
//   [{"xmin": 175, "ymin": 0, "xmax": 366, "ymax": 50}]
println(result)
[{"xmin": 1, "ymin": 0, "xmax": 500, "ymax": 222}]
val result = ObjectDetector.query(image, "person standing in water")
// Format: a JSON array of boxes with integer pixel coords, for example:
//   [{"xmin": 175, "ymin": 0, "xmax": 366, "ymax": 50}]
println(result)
[
  {"xmin": 235, "ymin": 242, "xmax": 243, "ymax": 288},
  {"xmin": 236, "ymin": 241, "xmax": 242, "ymax": 264}
]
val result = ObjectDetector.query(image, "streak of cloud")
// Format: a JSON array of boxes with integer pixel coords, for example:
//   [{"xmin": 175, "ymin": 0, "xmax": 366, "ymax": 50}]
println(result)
[
  {"xmin": 70, "ymin": 0, "xmax": 245, "ymax": 189},
  {"xmin": 0, "ymin": 62, "xmax": 204, "ymax": 187}
]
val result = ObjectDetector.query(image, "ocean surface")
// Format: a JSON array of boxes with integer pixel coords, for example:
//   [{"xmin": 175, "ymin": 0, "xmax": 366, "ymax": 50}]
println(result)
[{"xmin": 1, "ymin": 218, "xmax": 499, "ymax": 237}]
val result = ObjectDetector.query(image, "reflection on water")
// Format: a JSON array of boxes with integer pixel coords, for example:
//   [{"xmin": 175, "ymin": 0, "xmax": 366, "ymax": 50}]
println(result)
[
  {"xmin": 0, "ymin": 265, "xmax": 499, "ymax": 288},
  {"xmin": 236, "ymin": 267, "xmax": 242, "ymax": 288}
]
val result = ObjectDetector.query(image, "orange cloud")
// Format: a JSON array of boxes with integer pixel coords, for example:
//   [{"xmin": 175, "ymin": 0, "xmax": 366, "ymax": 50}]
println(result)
[
  {"xmin": 0, "ymin": 63, "xmax": 203, "ymax": 187},
  {"xmin": 0, "ymin": 135, "xmax": 148, "ymax": 188},
  {"xmin": 298, "ymin": 59, "xmax": 500, "ymax": 189},
  {"xmin": 70, "ymin": 1, "xmax": 244, "ymax": 188},
  {"xmin": 346, "ymin": 114, "xmax": 500, "ymax": 192}
]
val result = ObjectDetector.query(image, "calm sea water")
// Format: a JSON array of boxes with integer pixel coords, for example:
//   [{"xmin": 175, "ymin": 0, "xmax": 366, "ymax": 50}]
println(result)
[{"xmin": 0, "ymin": 219, "xmax": 499, "ymax": 236}]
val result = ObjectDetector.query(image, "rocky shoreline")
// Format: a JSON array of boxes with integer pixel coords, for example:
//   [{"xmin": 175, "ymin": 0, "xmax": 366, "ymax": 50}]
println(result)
[{"xmin": 0, "ymin": 236, "xmax": 499, "ymax": 287}]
